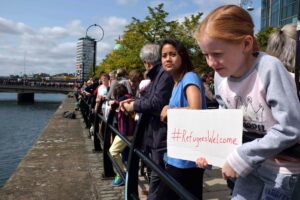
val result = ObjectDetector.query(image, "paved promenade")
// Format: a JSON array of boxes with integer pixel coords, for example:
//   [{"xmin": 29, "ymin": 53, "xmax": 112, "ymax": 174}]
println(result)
[{"xmin": 0, "ymin": 96, "xmax": 230, "ymax": 200}]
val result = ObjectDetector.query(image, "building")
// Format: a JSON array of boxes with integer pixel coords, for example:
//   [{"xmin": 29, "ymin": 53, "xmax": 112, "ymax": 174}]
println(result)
[
  {"xmin": 261, "ymin": 0, "xmax": 299, "ymax": 30},
  {"xmin": 76, "ymin": 36, "xmax": 96, "ymax": 82}
]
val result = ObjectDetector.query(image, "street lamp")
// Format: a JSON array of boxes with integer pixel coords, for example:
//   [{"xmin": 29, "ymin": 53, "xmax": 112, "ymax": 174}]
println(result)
[
  {"xmin": 85, "ymin": 24, "xmax": 104, "ymax": 76},
  {"xmin": 239, "ymin": 0, "xmax": 254, "ymax": 11},
  {"xmin": 81, "ymin": 62, "xmax": 84, "ymax": 83}
]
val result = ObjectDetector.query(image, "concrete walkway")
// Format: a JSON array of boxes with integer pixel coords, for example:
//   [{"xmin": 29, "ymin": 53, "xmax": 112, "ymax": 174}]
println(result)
[{"xmin": 0, "ymin": 96, "xmax": 230, "ymax": 200}]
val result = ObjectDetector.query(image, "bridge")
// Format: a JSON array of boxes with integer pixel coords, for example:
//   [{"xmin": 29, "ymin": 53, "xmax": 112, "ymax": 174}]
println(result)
[
  {"xmin": 0, "ymin": 84, "xmax": 74, "ymax": 94},
  {"xmin": 0, "ymin": 79, "xmax": 75, "ymax": 102}
]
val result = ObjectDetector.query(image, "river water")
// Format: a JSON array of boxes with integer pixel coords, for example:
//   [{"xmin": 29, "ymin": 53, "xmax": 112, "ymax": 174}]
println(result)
[{"xmin": 0, "ymin": 93, "xmax": 65, "ymax": 187}]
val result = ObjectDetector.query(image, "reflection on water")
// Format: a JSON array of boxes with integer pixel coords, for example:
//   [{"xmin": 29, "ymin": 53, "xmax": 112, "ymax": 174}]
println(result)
[{"xmin": 0, "ymin": 93, "xmax": 65, "ymax": 187}]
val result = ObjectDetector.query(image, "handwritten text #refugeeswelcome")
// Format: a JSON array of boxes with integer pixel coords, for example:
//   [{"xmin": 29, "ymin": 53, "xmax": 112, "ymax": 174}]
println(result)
[{"xmin": 170, "ymin": 128, "xmax": 239, "ymax": 147}]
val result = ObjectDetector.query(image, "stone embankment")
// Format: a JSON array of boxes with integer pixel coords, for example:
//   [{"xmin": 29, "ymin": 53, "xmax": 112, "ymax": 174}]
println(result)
[{"xmin": 0, "ymin": 96, "xmax": 229, "ymax": 200}]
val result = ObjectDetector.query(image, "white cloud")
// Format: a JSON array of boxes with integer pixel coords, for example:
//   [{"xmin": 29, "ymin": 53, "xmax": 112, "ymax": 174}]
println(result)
[
  {"xmin": 39, "ymin": 26, "xmax": 69, "ymax": 39},
  {"xmin": 149, "ymin": 0, "xmax": 188, "ymax": 11},
  {"xmin": 0, "ymin": 0, "xmax": 262, "ymax": 77},
  {"xmin": 0, "ymin": 18, "xmax": 84, "ymax": 76},
  {"xmin": 49, "ymin": 42, "xmax": 76, "ymax": 58},
  {"xmin": 115, "ymin": 0, "xmax": 138, "ymax": 6},
  {"xmin": 94, "ymin": 16, "xmax": 129, "ymax": 61},
  {"xmin": 0, "ymin": 15, "xmax": 131, "ymax": 76},
  {"xmin": 38, "ymin": 20, "xmax": 85, "ymax": 40},
  {"xmin": 0, "ymin": 17, "xmax": 34, "ymax": 35},
  {"xmin": 101, "ymin": 16, "xmax": 128, "ymax": 38},
  {"xmin": 66, "ymin": 20, "xmax": 85, "ymax": 37}
]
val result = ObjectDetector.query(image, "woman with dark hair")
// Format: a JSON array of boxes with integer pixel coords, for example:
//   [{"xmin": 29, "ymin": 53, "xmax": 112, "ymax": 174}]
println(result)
[{"xmin": 159, "ymin": 38, "xmax": 207, "ymax": 199}]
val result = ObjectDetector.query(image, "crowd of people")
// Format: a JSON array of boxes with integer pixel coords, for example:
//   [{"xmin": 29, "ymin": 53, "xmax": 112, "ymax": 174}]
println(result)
[
  {"xmin": 0, "ymin": 78, "xmax": 75, "ymax": 88},
  {"xmin": 73, "ymin": 4, "xmax": 299, "ymax": 200}
]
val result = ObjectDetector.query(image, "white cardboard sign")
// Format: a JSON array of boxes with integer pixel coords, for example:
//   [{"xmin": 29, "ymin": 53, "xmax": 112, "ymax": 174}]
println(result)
[{"xmin": 167, "ymin": 109, "xmax": 243, "ymax": 168}]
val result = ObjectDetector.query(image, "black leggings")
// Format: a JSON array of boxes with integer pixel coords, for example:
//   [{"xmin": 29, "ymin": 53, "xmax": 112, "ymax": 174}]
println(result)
[{"xmin": 157, "ymin": 164, "xmax": 204, "ymax": 200}]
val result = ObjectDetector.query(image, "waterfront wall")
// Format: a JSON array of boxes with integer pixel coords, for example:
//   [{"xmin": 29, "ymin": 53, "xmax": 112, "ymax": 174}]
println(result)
[
  {"xmin": 0, "ymin": 95, "xmax": 124, "ymax": 200},
  {"xmin": 0, "ymin": 95, "xmax": 229, "ymax": 200}
]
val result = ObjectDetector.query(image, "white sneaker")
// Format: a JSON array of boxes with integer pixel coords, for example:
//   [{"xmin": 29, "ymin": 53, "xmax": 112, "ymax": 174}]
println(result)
[{"xmin": 88, "ymin": 125, "xmax": 94, "ymax": 138}]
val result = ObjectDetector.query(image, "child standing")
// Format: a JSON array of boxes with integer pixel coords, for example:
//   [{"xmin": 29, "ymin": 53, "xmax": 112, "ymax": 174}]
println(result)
[
  {"xmin": 109, "ymin": 84, "xmax": 135, "ymax": 186},
  {"xmin": 194, "ymin": 5, "xmax": 300, "ymax": 200}
]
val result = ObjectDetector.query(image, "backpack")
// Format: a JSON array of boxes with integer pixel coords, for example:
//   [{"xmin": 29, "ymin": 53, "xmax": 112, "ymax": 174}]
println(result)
[
  {"xmin": 63, "ymin": 111, "xmax": 76, "ymax": 119},
  {"xmin": 115, "ymin": 94, "xmax": 135, "ymax": 136}
]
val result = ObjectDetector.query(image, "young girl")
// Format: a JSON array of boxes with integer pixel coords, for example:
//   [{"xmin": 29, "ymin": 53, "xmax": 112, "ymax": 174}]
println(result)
[
  {"xmin": 158, "ymin": 38, "xmax": 207, "ymax": 200},
  {"xmin": 194, "ymin": 5, "xmax": 300, "ymax": 200}
]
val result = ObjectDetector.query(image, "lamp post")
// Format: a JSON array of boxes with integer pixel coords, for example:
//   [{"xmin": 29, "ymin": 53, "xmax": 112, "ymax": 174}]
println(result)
[
  {"xmin": 23, "ymin": 51, "xmax": 26, "ymax": 85},
  {"xmin": 81, "ymin": 62, "xmax": 84, "ymax": 83},
  {"xmin": 85, "ymin": 24, "xmax": 104, "ymax": 76},
  {"xmin": 239, "ymin": 0, "xmax": 254, "ymax": 11}
]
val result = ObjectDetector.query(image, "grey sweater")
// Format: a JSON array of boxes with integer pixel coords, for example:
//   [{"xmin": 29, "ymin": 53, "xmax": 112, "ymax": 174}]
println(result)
[{"xmin": 214, "ymin": 52, "xmax": 300, "ymax": 177}]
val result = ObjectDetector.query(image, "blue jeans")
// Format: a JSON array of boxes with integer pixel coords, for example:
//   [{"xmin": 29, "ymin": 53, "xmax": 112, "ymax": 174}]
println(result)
[{"xmin": 232, "ymin": 165, "xmax": 299, "ymax": 200}]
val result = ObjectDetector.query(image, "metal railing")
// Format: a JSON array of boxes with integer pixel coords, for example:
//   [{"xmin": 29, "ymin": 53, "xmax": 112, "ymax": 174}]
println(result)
[
  {"xmin": 79, "ymin": 96, "xmax": 300, "ymax": 200},
  {"xmin": 79, "ymin": 97, "xmax": 199, "ymax": 200}
]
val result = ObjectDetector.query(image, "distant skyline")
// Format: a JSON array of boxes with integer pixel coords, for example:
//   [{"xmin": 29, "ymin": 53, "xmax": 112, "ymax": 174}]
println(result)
[{"xmin": 0, "ymin": 0, "xmax": 261, "ymax": 76}]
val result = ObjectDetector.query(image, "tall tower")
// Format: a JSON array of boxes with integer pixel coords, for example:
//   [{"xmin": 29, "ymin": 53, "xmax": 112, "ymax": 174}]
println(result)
[{"xmin": 76, "ymin": 36, "xmax": 96, "ymax": 82}]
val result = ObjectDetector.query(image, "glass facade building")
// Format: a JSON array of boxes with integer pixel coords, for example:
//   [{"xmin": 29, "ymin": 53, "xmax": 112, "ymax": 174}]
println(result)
[{"xmin": 261, "ymin": 0, "xmax": 299, "ymax": 30}]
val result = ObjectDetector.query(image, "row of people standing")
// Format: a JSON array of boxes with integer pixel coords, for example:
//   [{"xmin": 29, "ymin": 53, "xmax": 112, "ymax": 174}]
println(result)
[
  {"xmin": 121, "ymin": 38, "xmax": 208, "ymax": 199},
  {"xmin": 91, "ymin": 69, "xmax": 145, "ymax": 186},
  {"xmin": 76, "ymin": 6, "xmax": 300, "ymax": 198},
  {"xmin": 75, "ymin": 66, "xmax": 148, "ymax": 186},
  {"xmin": 121, "ymin": 4, "xmax": 300, "ymax": 200}
]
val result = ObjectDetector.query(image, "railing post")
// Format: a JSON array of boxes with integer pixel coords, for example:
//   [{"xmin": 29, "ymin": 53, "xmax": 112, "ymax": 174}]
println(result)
[
  {"xmin": 125, "ymin": 114, "xmax": 147, "ymax": 200},
  {"xmin": 93, "ymin": 108, "xmax": 102, "ymax": 151},
  {"xmin": 102, "ymin": 107, "xmax": 116, "ymax": 178},
  {"xmin": 80, "ymin": 98, "xmax": 89, "ymax": 128}
]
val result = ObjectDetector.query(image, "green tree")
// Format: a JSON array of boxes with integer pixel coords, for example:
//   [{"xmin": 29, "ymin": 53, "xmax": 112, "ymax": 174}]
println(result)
[
  {"xmin": 131, "ymin": 3, "xmax": 177, "ymax": 42},
  {"xmin": 255, "ymin": 26, "xmax": 277, "ymax": 51},
  {"xmin": 96, "ymin": 3, "xmax": 210, "ymax": 75},
  {"xmin": 174, "ymin": 13, "xmax": 211, "ymax": 74},
  {"xmin": 96, "ymin": 27, "xmax": 145, "ymax": 74},
  {"xmin": 96, "ymin": 3, "xmax": 172, "ymax": 74}
]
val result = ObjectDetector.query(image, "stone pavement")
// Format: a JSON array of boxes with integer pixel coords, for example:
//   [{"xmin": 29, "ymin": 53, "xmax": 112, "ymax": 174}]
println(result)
[
  {"xmin": 202, "ymin": 167, "xmax": 230, "ymax": 200},
  {"xmin": 0, "ymin": 96, "xmax": 230, "ymax": 200},
  {"xmin": 137, "ymin": 167, "xmax": 230, "ymax": 200}
]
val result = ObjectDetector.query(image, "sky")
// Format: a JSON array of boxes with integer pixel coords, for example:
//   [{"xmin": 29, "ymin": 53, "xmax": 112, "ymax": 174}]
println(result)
[{"xmin": 0, "ymin": 0, "xmax": 261, "ymax": 76}]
